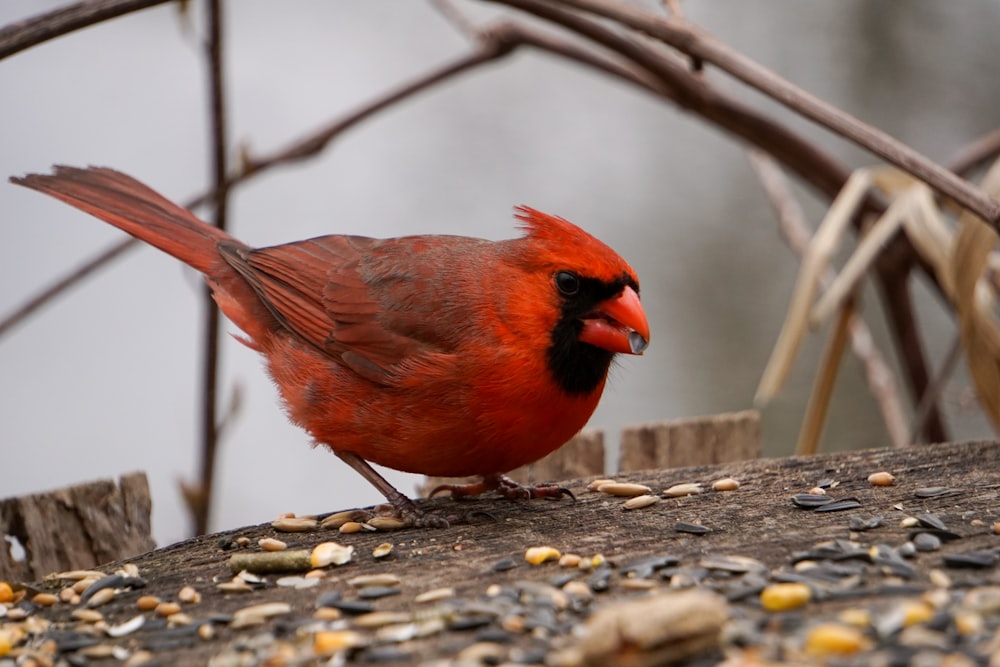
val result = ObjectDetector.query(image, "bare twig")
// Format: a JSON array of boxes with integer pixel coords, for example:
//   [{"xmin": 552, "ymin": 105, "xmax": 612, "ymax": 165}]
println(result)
[
  {"xmin": 0, "ymin": 0, "xmax": 172, "ymax": 61},
  {"xmin": 431, "ymin": 0, "xmax": 480, "ymax": 38},
  {"xmin": 0, "ymin": 237, "xmax": 136, "ymax": 337},
  {"xmin": 945, "ymin": 128, "xmax": 1000, "ymax": 177},
  {"xmin": 909, "ymin": 335, "xmax": 963, "ymax": 444},
  {"xmin": 191, "ymin": 0, "xmax": 228, "ymax": 537}
]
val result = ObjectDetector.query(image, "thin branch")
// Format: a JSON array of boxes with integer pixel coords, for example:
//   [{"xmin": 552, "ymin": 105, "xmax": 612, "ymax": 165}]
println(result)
[
  {"xmin": 234, "ymin": 36, "xmax": 517, "ymax": 183},
  {"xmin": 431, "ymin": 0, "xmax": 480, "ymax": 38},
  {"xmin": 909, "ymin": 334, "xmax": 963, "ymax": 445},
  {"xmin": 531, "ymin": 0, "xmax": 1000, "ymax": 227},
  {"xmin": 876, "ymin": 255, "xmax": 948, "ymax": 441},
  {"xmin": 0, "ymin": 0, "xmax": 172, "ymax": 61},
  {"xmin": 0, "ymin": 237, "xmax": 136, "ymax": 337},
  {"xmin": 192, "ymin": 0, "xmax": 228, "ymax": 538},
  {"xmin": 945, "ymin": 128, "xmax": 1000, "ymax": 177}
]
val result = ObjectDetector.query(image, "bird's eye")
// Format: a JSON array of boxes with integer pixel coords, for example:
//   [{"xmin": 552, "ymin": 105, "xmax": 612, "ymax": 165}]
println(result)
[{"xmin": 555, "ymin": 271, "xmax": 580, "ymax": 296}]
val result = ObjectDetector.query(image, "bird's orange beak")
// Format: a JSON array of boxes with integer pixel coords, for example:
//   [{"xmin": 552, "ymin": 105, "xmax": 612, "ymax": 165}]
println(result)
[{"xmin": 579, "ymin": 285, "xmax": 650, "ymax": 355}]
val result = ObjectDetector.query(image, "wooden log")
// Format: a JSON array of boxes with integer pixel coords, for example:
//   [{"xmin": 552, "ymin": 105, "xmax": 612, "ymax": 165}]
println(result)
[
  {"xmin": 3, "ymin": 440, "xmax": 997, "ymax": 665},
  {"xmin": 0, "ymin": 472, "xmax": 155, "ymax": 581},
  {"xmin": 619, "ymin": 409, "xmax": 761, "ymax": 471}
]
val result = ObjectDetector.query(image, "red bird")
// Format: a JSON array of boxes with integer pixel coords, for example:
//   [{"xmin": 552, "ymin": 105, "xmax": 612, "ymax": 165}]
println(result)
[{"xmin": 12, "ymin": 166, "xmax": 649, "ymax": 526}]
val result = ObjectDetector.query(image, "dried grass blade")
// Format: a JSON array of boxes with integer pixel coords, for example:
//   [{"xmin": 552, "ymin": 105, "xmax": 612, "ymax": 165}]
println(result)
[
  {"xmin": 755, "ymin": 170, "xmax": 872, "ymax": 405},
  {"xmin": 795, "ymin": 299, "xmax": 854, "ymax": 455},
  {"xmin": 810, "ymin": 190, "xmax": 912, "ymax": 327},
  {"xmin": 951, "ymin": 218, "xmax": 1000, "ymax": 431}
]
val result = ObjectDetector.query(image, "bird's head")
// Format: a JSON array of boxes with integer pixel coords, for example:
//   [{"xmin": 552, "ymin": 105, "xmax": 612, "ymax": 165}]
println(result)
[{"xmin": 512, "ymin": 206, "xmax": 650, "ymax": 395}]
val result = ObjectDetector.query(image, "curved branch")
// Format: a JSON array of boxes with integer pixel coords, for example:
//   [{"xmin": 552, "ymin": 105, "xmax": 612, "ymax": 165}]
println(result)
[{"xmin": 0, "ymin": 0, "xmax": 172, "ymax": 61}]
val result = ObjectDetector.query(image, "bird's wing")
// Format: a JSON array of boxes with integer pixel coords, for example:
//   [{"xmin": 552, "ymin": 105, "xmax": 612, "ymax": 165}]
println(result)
[{"xmin": 218, "ymin": 235, "xmax": 463, "ymax": 384}]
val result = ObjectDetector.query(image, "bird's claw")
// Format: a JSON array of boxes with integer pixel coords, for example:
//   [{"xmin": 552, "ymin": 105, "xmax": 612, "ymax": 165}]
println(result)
[
  {"xmin": 429, "ymin": 474, "xmax": 576, "ymax": 502},
  {"xmin": 320, "ymin": 501, "xmax": 491, "ymax": 530}
]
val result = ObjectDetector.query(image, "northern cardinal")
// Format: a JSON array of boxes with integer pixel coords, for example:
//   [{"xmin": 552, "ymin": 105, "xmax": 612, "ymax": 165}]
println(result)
[{"xmin": 12, "ymin": 166, "xmax": 649, "ymax": 526}]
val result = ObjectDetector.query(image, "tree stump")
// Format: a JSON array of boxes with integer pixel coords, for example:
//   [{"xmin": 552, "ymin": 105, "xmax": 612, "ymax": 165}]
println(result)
[
  {"xmin": 619, "ymin": 409, "xmax": 761, "ymax": 470},
  {"xmin": 0, "ymin": 472, "xmax": 154, "ymax": 582}
]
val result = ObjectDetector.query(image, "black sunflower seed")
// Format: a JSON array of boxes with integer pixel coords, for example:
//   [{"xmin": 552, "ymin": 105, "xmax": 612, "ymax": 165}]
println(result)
[
  {"xmin": 358, "ymin": 586, "xmax": 401, "ymax": 600},
  {"xmin": 915, "ymin": 513, "xmax": 948, "ymax": 531},
  {"xmin": 448, "ymin": 615, "xmax": 493, "ymax": 631},
  {"xmin": 588, "ymin": 568, "xmax": 613, "ymax": 592},
  {"xmin": 325, "ymin": 599, "xmax": 376, "ymax": 615},
  {"xmin": 943, "ymin": 551, "xmax": 997, "ymax": 569},
  {"xmin": 315, "ymin": 591, "xmax": 342, "ymax": 608},
  {"xmin": 815, "ymin": 498, "xmax": 861, "ymax": 512},
  {"xmin": 791, "ymin": 493, "xmax": 835, "ymax": 508},
  {"xmin": 491, "ymin": 558, "xmax": 518, "ymax": 572},
  {"xmin": 915, "ymin": 486, "xmax": 956, "ymax": 498},
  {"xmin": 675, "ymin": 522, "xmax": 711, "ymax": 534}
]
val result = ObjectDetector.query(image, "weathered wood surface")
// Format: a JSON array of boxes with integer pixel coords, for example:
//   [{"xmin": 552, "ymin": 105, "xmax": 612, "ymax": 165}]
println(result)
[
  {"xmin": 0, "ymin": 472, "xmax": 154, "ymax": 582},
  {"xmin": 3, "ymin": 442, "xmax": 999, "ymax": 665}
]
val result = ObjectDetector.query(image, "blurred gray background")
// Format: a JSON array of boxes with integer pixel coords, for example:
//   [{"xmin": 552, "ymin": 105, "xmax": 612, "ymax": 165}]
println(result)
[{"xmin": 2, "ymin": 1, "xmax": 997, "ymax": 547}]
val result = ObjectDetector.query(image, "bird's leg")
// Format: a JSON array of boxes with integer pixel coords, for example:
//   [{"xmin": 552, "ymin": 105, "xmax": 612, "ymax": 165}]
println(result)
[
  {"xmin": 334, "ymin": 451, "xmax": 449, "ymax": 528},
  {"xmin": 430, "ymin": 473, "xmax": 575, "ymax": 501}
]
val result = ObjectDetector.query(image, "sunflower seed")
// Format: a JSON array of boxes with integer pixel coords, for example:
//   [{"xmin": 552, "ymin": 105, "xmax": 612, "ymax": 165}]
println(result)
[
  {"xmin": 815, "ymin": 498, "xmax": 861, "ymax": 512},
  {"xmin": 675, "ymin": 522, "xmax": 711, "ymax": 534},
  {"xmin": 270, "ymin": 516, "xmax": 318, "ymax": 532},
  {"xmin": 623, "ymin": 494, "xmax": 659, "ymax": 509},
  {"xmin": 867, "ymin": 472, "xmax": 896, "ymax": 486},
  {"xmin": 414, "ymin": 587, "xmax": 455, "ymax": 604},
  {"xmin": 598, "ymin": 482, "xmax": 652, "ymax": 497},
  {"xmin": 492, "ymin": 558, "xmax": 517, "ymax": 572},
  {"xmin": 943, "ymin": 551, "xmax": 997, "ymax": 568},
  {"xmin": 587, "ymin": 479, "xmax": 617, "ymax": 492},
  {"xmin": 712, "ymin": 478, "xmax": 740, "ymax": 492},
  {"xmin": 663, "ymin": 483, "xmax": 705, "ymax": 498},
  {"xmin": 915, "ymin": 486, "xmax": 956, "ymax": 498},
  {"xmin": 792, "ymin": 493, "xmax": 836, "ymax": 508},
  {"xmin": 358, "ymin": 586, "xmax": 401, "ymax": 600}
]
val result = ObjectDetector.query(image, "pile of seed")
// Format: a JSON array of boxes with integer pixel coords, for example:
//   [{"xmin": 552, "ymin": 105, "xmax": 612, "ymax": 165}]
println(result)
[{"xmin": 1, "ymin": 465, "xmax": 998, "ymax": 665}]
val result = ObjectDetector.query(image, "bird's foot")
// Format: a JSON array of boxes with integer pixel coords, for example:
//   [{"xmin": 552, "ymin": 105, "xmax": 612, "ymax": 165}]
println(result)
[
  {"xmin": 321, "ymin": 497, "xmax": 490, "ymax": 530},
  {"xmin": 383, "ymin": 489, "xmax": 453, "ymax": 529},
  {"xmin": 429, "ymin": 473, "xmax": 575, "ymax": 501}
]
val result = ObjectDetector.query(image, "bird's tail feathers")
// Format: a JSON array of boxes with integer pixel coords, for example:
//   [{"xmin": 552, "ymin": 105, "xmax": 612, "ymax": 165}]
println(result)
[{"xmin": 11, "ymin": 165, "xmax": 237, "ymax": 276}]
